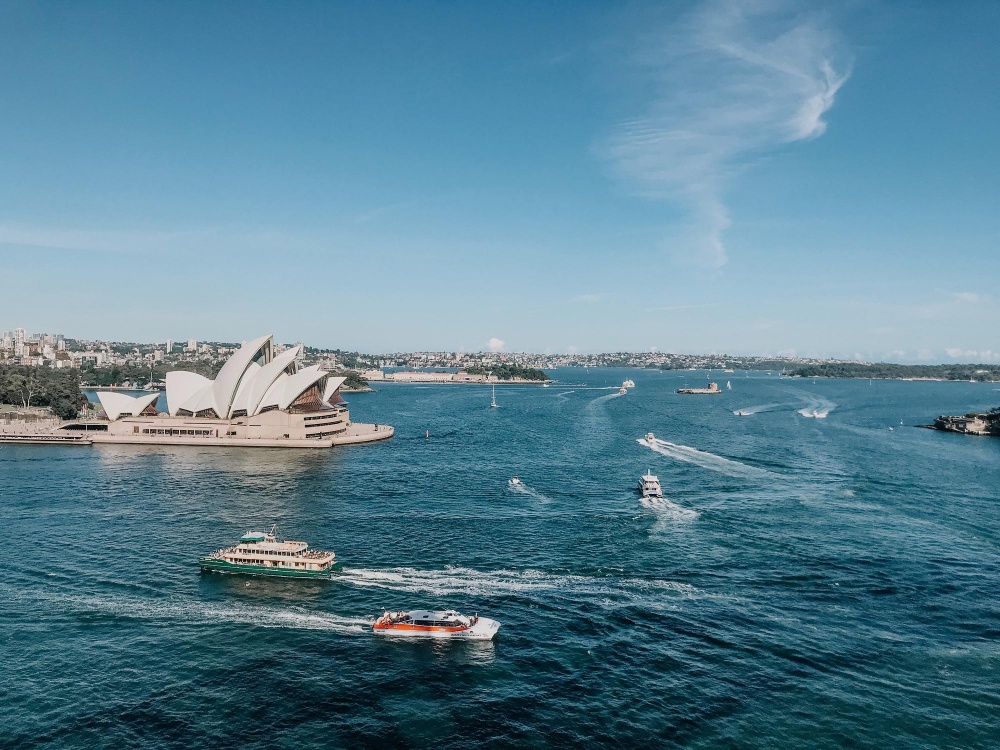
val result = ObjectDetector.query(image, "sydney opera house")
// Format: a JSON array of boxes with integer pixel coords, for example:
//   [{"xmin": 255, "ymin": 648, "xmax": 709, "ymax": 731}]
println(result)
[{"xmin": 86, "ymin": 335, "xmax": 392, "ymax": 447}]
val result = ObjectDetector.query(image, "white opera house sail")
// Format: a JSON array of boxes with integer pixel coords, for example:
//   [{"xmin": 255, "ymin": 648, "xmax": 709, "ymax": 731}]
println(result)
[{"xmin": 90, "ymin": 335, "xmax": 391, "ymax": 447}]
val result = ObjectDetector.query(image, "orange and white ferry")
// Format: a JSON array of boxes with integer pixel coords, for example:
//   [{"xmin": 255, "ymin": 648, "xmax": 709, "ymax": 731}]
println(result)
[{"xmin": 373, "ymin": 610, "xmax": 500, "ymax": 640}]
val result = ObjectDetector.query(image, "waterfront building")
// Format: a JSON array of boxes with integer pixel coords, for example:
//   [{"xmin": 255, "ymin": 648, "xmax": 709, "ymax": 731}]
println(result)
[{"xmin": 82, "ymin": 334, "xmax": 392, "ymax": 448}]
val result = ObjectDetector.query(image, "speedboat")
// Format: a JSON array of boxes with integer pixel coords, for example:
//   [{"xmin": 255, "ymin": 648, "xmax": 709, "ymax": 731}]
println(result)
[
  {"xmin": 618, "ymin": 384, "xmax": 628, "ymax": 395},
  {"xmin": 638, "ymin": 470, "xmax": 662, "ymax": 499},
  {"xmin": 645, "ymin": 432, "xmax": 655, "ymax": 443},
  {"xmin": 373, "ymin": 610, "xmax": 500, "ymax": 640},
  {"xmin": 509, "ymin": 476, "xmax": 521, "ymax": 487},
  {"xmin": 735, "ymin": 410, "xmax": 749, "ymax": 416},
  {"xmin": 623, "ymin": 379, "xmax": 636, "ymax": 389}
]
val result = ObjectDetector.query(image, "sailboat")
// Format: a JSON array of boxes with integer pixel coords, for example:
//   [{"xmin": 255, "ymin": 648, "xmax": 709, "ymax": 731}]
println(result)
[
  {"xmin": 490, "ymin": 386, "xmax": 498, "ymax": 408},
  {"xmin": 726, "ymin": 381, "xmax": 731, "ymax": 390}
]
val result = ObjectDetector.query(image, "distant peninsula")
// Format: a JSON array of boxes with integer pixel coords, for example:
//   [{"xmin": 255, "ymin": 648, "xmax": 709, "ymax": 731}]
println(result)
[{"xmin": 789, "ymin": 362, "xmax": 1000, "ymax": 382}]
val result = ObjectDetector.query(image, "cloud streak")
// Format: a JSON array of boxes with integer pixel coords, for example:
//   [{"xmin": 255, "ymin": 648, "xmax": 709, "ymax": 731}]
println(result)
[{"xmin": 603, "ymin": 0, "xmax": 851, "ymax": 268}]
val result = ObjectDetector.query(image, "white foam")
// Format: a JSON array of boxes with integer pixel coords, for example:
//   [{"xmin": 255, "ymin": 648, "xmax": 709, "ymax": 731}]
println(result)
[
  {"xmin": 639, "ymin": 496, "xmax": 700, "ymax": 521},
  {"xmin": 338, "ymin": 565, "xmax": 700, "ymax": 601},
  {"xmin": 638, "ymin": 436, "xmax": 774, "ymax": 478},
  {"xmin": 508, "ymin": 480, "xmax": 551, "ymax": 502},
  {"xmin": 24, "ymin": 590, "xmax": 370, "ymax": 634},
  {"xmin": 732, "ymin": 402, "xmax": 787, "ymax": 416},
  {"xmin": 790, "ymin": 390, "xmax": 837, "ymax": 418}
]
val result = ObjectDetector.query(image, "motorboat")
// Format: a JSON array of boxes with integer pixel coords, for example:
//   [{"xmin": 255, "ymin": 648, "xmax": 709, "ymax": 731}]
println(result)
[
  {"xmin": 618, "ymin": 384, "xmax": 628, "ymax": 395},
  {"xmin": 509, "ymin": 476, "xmax": 521, "ymax": 487},
  {"xmin": 637, "ymin": 470, "xmax": 663, "ymax": 499},
  {"xmin": 623, "ymin": 379, "xmax": 636, "ymax": 389},
  {"xmin": 373, "ymin": 610, "xmax": 500, "ymax": 640},
  {"xmin": 645, "ymin": 432, "xmax": 655, "ymax": 443},
  {"xmin": 735, "ymin": 410, "xmax": 749, "ymax": 416}
]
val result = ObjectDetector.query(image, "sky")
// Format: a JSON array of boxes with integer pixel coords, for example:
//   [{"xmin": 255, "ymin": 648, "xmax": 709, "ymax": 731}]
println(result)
[{"xmin": 0, "ymin": 0, "xmax": 997, "ymax": 362}]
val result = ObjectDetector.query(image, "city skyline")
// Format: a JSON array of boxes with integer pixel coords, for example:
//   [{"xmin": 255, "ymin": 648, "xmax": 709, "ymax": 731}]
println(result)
[{"xmin": 1, "ymin": 1, "xmax": 997, "ymax": 362}]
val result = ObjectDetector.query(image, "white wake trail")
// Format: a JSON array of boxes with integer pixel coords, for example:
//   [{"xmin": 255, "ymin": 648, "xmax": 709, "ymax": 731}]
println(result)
[
  {"xmin": 732, "ymin": 402, "xmax": 787, "ymax": 416},
  {"xmin": 20, "ymin": 590, "xmax": 371, "ymax": 634},
  {"xmin": 640, "ymin": 495, "xmax": 700, "ymax": 521},
  {"xmin": 508, "ymin": 481, "xmax": 551, "ymax": 502},
  {"xmin": 638, "ymin": 436, "xmax": 774, "ymax": 478},
  {"xmin": 337, "ymin": 565, "xmax": 700, "ymax": 602}
]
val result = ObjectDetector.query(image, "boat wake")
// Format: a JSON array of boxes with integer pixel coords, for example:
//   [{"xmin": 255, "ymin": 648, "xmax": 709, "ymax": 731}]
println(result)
[
  {"xmin": 638, "ymin": 436, "xmax": 774, "ymax": 478},
  {"xmin": 789, "ymin": 389, "xmax": 837, "ymax": 418},
  {"xmin": 508, "ymin": 480, "xmax": 551, "ymax": 502},
  {"xmin": 639, "ymin": 495, "xmax": 700, "ymax": 521},
  {"xmin": 337, "ymin": 565, "xmax": 700, "ymax": 602},
  {"xmin": 732, "ymin": 402, "xmax": 787, "ymax": 416},
  {"xmin": 12, "ymin": 590, "xmax": 370, "ymax": 634},
  {"xmin": 589, "ymin": 391, "xmax": 624, "ymax": 406}
]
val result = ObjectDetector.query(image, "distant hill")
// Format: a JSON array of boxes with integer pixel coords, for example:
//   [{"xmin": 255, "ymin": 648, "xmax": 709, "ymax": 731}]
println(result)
[{"xmin": 789, "ymin": 363, "xmax": 1000, "ymax": 382}]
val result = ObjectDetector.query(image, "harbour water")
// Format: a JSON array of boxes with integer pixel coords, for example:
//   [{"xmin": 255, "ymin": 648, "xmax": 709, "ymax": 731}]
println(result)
[{"xmin": 3, "ymin": 370, "xmax": 999, "ymax": 747}]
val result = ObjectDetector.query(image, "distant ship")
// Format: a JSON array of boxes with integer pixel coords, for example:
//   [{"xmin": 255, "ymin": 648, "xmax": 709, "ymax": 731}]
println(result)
[
  {"xmin": 678, "ymin": 382, "xmax": 722, "ymax": 395},
  {"xmin": 623, "ymin": 379, "xmax": 636, "ymax": 389}
]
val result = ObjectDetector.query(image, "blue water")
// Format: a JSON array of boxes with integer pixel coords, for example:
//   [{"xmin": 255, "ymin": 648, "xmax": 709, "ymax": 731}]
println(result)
[{"xmin": 4, "ymin": 370, "xmax": 1000, "ymax": 748}]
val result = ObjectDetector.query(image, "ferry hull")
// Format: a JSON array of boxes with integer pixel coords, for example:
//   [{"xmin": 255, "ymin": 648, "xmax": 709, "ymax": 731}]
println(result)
[{"xmin": 198, "ymin": 558, "xmax": 337, "ymax": 579}]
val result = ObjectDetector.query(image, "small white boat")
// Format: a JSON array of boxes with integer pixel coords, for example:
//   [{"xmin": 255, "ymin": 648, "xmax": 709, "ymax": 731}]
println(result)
[
  {"xmin": 373, "ymin": 610, "xmax": 500, "ymax": 640},
  {"xmin": 509, "ymin": 476, "xmax": 521, "ymax": 487},
  {"xmin": 490, "ymin": 386, "xmax": 498, "ymax": 408},
  {"xmin": 726, "ymin": 381, "xmax": 732, "ymax": 390},
  {"xmin": 618, "ymin": 385, "xmax": 628, "ymax": 395},
  {"xmin": 623, "ymin": 379, "xmax": 636, "ymax": 389},
  {"xmin": 645, "ymin": 432, "xmax": 655, "ymax": 443},
  {"xmin": 735, "ymin": 410, "xmax": 749, "ymax": 416},
  {"xmin": 638, "ymin": 470, "xmax": 662, "ymax": 499}
]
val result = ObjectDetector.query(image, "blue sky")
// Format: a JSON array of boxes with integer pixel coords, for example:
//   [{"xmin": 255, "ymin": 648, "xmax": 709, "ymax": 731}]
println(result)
[{"xmin": 0, "ymin": 0, "xmax": 997, "ymax": 362}]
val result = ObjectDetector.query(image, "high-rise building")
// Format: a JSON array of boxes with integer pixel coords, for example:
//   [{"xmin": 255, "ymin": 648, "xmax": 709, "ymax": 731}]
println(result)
[
  {"xmin": 166, "ymin": 339, "xmax": 173, "ymax": 353},
  {"xmin": 187, "ymin": 339, "xmax": 197, "ymax": 351}
]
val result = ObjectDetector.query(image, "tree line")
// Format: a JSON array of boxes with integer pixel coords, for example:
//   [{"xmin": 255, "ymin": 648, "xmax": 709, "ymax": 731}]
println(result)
[
  {"xmin": 0, "ymin": 365, "xmax": 89, "ymax": 419},
  {"xmin": 789, "ymin": 363, "xmax": 1000, "ymax": 381},
  {"xmin": 465, "ymin": 364, "xmax": 549, "ymax": 381}
]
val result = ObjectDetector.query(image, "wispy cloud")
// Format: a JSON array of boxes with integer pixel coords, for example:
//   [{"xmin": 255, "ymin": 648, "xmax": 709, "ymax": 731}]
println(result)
[
  {"xmin": 944, "ymin": 348, "xmax": 1000, "ymax": 363},
  {"xmin": 951, "ymin": 291, "xmax": 984, "ymax": 304},
  {"xmin": 486, "ymin": 337, "xmax": 506, "ymax": 352},
  {"xmin": 647, "ymin": 302, "xmax": 721, "ymax": 312},
  {"xmin": 572, "ymin": 293, "xmax": 607, "ymax": 304},
  {"xmin": 602, "ymin": 0, "xmax": 851, "ymax": 268}
]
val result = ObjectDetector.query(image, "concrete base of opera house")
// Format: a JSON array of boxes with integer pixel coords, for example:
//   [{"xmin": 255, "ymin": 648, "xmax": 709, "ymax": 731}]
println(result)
[{"xmin": 0, "ymin": 422, "xmax": 393, "ymax": 448}]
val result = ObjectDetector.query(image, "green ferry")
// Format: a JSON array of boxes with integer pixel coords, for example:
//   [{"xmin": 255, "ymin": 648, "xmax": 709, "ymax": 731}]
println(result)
[{"xmin": 200, "ymin": 525, "xmax": 338, "ymax": 578}]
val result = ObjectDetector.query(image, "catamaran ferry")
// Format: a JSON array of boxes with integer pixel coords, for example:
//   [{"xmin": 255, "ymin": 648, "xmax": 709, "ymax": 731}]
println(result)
[
  {"xmin": 373, "ymin": 610, "xmax": 500, "ymax": 640},
  {"xmin": 199, "ymin": 525, "xmax": 337, "ymax": 578}
]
